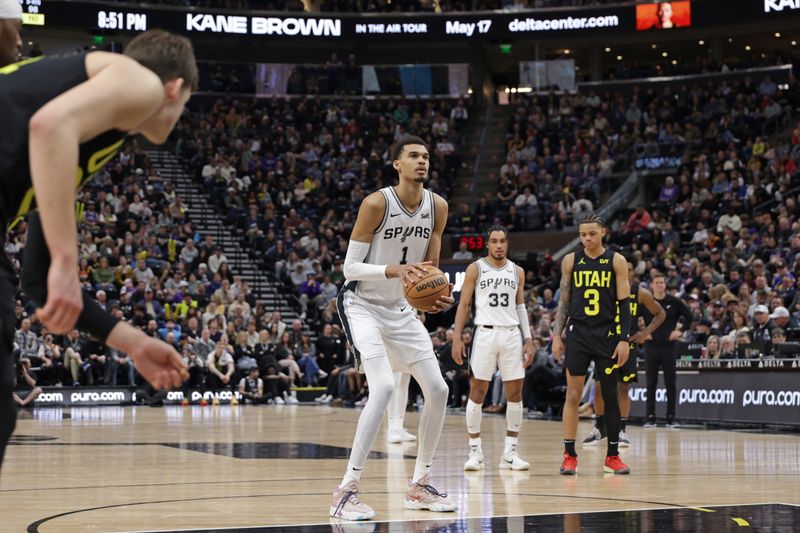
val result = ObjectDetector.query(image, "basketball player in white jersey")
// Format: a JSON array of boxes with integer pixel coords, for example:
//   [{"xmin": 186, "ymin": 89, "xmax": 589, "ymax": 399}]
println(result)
[
  {"xmin": 330, "ymin": 136, "xmax": 457, "ymax": 521},
  {"xmin": 452, "ymin": 226, "xmax": 534, "ymax": 471}
]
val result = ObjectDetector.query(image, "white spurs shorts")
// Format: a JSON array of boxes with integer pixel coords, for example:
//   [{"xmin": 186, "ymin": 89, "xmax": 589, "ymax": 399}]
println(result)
[
  {"xmin": 337, "ymin": 290, "xmax": 434, "ymax": 372},
  {"xmin": 470, "ymin": 325, "xmax": 524, "ymax": 381}
]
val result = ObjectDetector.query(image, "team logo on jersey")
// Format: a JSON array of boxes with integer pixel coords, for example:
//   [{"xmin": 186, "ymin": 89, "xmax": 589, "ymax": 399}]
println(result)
[
  {"xmin": 578, "ymin": 258, "xmax": 586, "ymax": 265},
  {"xmin": 421, "ymin": 212, "xmax": 430, "ymax": 219},
  {"xmin": 478, "ymin": 278, "xmax": 517, "ymax": 291},
  {"xmin": 383, "ymin": 226, "xmax": 431, "ymax": 242},
  {"xmin": 599, "ymin": 259, "xmax": 610, "ymax": 264}
]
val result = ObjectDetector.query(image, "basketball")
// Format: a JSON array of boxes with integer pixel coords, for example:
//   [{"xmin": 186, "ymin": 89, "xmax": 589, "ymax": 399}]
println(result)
[{"xmin": 404, "ymin": 266, "xmax": 451, "ymax": 311}]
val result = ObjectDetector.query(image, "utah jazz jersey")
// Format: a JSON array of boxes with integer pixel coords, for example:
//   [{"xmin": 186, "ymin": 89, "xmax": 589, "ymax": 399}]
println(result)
[
  {"xmin": 569, "ymin": 248, "xmax": 617, "ymax": 327},
  {"xmin": 628, "ymin": 282, "xmax": 640, "ymax": 336},
  {"xmin": 473, "ymin": 258, "xmax": 518, "ymax": 327},
  {"xmin": 0, "ymin": 54, "xmax": 126, "ymax": 224},
  {"xmin": 350, "ymin": 186, "xmax": 435, "ymax": 305}
]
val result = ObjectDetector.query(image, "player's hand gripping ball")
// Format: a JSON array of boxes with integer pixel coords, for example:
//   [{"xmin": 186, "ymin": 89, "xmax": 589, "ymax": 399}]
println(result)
[{"xmin": 403, "ymin": 266, "xmax": 451, "ymax": 312}]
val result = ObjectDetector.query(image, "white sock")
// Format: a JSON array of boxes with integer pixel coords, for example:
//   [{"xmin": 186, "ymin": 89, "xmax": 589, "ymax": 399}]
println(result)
[
  {"xmin": 469, "ymin": 437, "xmax": 482, "ymax": 453},
  {"xmin": 341, "ymin": 462, "xmax": 363, "ymax": 486},
  {"xmin": 506, "ymin": 401, "xmax": 523, "ymax": 433},
  {"xmin": 466, "ymin": 399, "xmax": 482, "ymax": 434},
  {"xmin": 412, "ymin": 461, "xmax": 431, "ymax": 483},
  {"xmin": 504, "ymin": 436, "xmax": 519, "ymax": 455},
  {"xmin": 388, "ymin": 417, "xmax": 402, "ymax": 433}
]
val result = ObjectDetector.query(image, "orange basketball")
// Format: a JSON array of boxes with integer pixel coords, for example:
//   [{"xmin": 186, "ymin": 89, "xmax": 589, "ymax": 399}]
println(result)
[{"xmin": 403, "ymin": 266, "xmax": 451, "ymax": 312}]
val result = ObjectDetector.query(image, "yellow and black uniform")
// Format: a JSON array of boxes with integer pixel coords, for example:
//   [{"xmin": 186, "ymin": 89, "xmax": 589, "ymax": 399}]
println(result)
[
  {"xmin": 565, "ymin": 247, "xmax": 619, "ymax": 377},
  {"xmin": 0, "ymin": 54, "xmax": 126, "ymax": 467},
  {"xmin": 0, "ymin": 53, "xmax": 126, "ymax": 342},
  {"xmin": 0, "ymin": 54, "xmax": 126, "ymax": 223},
  {"xmin": 618, "ymin": 282, "xmax": 640, "ymax": 383}
]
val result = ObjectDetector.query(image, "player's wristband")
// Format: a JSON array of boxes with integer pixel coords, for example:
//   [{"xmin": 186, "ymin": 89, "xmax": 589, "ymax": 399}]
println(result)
[{"xmin": 617, "ymin": 297, "xmax": 632, "ymax": 341}]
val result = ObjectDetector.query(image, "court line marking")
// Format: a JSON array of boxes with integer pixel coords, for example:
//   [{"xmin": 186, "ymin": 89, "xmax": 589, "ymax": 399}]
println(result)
[
  {"xmin": 117, "ymin": 502, "xmax": 788, "ymax": 533},
  {"xmin": 776, "ymin": 502, "xmax": 800, "ymax": 507},
  {"xmin": 731, "ymin": 517, "xmax": 750, "ymax": 526},
  {"xmin": 27, "ymin": 492, "xmax": 688, "ymax": 533}
]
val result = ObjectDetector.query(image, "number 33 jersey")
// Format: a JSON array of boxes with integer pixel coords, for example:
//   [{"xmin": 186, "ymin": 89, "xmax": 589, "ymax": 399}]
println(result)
[
  {"xmin": 350, "ymin": 186, "xmax": 435, "ymax": 305},
  {"xmin": 473, "ymin": 258, "xmax": 519, "ymax": 327},
  {"xmin": 568, "ymin": 248, "xmax": 618, "ymax": 327}
]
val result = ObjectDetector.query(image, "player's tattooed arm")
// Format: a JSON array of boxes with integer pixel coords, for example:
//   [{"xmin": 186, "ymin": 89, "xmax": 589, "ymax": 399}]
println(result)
[{"xmin": 552, "ymin": 253, "xmax": 574, "ymax": 337}]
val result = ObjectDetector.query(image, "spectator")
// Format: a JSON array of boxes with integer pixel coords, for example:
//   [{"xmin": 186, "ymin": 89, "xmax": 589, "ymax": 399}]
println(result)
[
  {"xmin": 206, "ymin": 341, "xmax": 235, "ymax": 390},
  {"xmin": 238, "ymin": 366, "xmax": 266, "ymax": 404},
  {"xmin": 452, "ymin": 241, "xmax": 473, "ymax": 260}
]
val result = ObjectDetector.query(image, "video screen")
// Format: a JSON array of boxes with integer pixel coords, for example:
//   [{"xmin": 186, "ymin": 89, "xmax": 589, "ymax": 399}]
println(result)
[{"xmin": 636, "ymin": 1, "xmax": 692, "ymax": 31}]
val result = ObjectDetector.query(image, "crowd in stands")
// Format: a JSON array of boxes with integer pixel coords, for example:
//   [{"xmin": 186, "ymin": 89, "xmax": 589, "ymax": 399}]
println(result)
[
  {"xmin": 9, "ymin": 53, "xmax": 800, "ymax": 419},
  {"xmin": 461, "ymin": 74, "xmax": 798, "ymax": 236}
]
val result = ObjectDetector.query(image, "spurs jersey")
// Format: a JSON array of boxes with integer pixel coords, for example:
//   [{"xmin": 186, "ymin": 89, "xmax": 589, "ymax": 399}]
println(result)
[
  {"xmin": 0, "ymin": 53, "xmax": 126, "ymax": 224},
  {"xmin": 473, "ymin": 258, "xmax": 519, "ymax": 327},
  {"xmin": 350, "ymin": 186, "xmax": 435, "ymax": 305}
]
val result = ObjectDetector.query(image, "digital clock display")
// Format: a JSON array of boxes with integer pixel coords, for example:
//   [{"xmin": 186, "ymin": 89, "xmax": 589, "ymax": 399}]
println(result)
[
  {"xmin": 97, "ymin": 10, "xmax": 148, "ymax": 31},
  {"xmin": 458, "ymin": 235, "xmax": 485, "ymax": 251}
]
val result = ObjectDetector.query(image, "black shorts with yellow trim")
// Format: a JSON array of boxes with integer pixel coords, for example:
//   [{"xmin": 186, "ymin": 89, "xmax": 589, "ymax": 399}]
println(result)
[{"xmin": 564, "ymin": 320, "xmax": 619, "ymax": 377}]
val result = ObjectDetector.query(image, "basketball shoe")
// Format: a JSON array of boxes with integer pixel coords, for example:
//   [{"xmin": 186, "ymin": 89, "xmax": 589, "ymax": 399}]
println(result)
[
  {"xmin": 330, "ymin": 481, "xmax": 375, "ymax": 521},
  {"xmin": 463, "ymin": 446, "xmax": 484, "ymax": 471},
  {"xmin": 604, "ymin": 455, "xmax": 630, "ymax": 474},
  {"xmin": 618, "ymin": 430, "xmax": 630, "ymax": 448},
  {"xmin": 386, "ymin": 429, "xmax": 416, "ymax": 443},
  {"xmin": 403, "ymin": 475, "xmax": 458, "ymax": 512},
  {"xmin": 559, "ymin": 452, "xmax": 578, "ymax": 475},
  {"xmin": 499, "ymin": 451, "xmax": 530, "ymax": 471},
  {"xmin": 582, "ymin": 427, "xmax": 606, "ymax": 446}
]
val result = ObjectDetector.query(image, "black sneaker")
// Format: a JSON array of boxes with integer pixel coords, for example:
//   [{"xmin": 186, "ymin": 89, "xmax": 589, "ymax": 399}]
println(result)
[
  {"xmin": 643, "ymin": 417, "xmax": 657, "ymax": 429},
  {"xmin": 666, "ymin": 419, "xmax": 681, "ymax": 429},
  {"xmin": 582, "ymin": 427, "xmax": 606, "ymax": 446}
]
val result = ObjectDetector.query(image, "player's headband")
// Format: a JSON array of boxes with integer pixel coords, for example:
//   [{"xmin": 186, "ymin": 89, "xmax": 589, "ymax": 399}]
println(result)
[{"xmin": 0, "ymin": 0, "xmax": 22, "ymax": 20}]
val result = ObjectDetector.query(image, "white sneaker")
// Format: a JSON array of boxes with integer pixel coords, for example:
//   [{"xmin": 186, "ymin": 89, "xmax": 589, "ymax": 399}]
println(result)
[
  {"xmin": 318, "ymin": 369, "xmax": 328, "ymax": 379},
  {"xmin": 499, "ymin": 451, "xmax": 530, "ymax": 471},
  {"xmin": 274, "ymin": 396, "xmax": 285, "ymax": 405},
  {"xmin": 399, "ymin": 429, "xmax": 416, "ymax": 442},
  {"xmin": 315, "ymin": 394, "xmax": 327, "ymax": 403},
  {"xmin": 285, "ymin": 393, "xmax": 299, "ymax": 405},
  {"xmin": 618, "ymin": 430, "xmax": 631, "ymax": 448},
  {"xmin": 463, "ymin": 448, "xmax": 484, "ymax": 471},
  {"xmin": 320, "ymin": 394, "xmax": 332, "ymax": 404}
]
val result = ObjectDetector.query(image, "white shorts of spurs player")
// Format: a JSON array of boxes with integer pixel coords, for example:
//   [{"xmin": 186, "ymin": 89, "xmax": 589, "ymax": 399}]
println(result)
[
  {"xmin": 337, "ymin": 291, "xmax": 434, "ymax": 371},
  {"xmin": 470, "ymin": 325, "xmax": 524, "ymax": 382}
]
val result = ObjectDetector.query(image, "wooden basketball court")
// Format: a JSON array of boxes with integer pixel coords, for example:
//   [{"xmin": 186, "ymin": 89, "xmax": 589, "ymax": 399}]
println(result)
[{"xmin": 1, "ymin": 405, "xmax": 798, "ymax": 532}]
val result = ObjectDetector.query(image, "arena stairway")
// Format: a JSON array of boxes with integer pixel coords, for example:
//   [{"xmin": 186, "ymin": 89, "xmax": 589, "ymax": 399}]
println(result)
[{"xmin": 143, "ymin": 149, "xmax": 301, "ymax": 323}]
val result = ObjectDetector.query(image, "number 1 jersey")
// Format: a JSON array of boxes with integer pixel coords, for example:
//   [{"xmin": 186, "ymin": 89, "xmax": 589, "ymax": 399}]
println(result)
[
  {"xmin": 473, "ymin": 258, "xmax": 519, "ymax": 327},
  {"xmin": 350, "ymin": 186, "xmax": 435, "ymax": 305}
]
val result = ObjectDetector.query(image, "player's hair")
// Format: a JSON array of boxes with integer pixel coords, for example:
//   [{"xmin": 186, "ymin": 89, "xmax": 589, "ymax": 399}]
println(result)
[
  {"xmin": 485, "ymin": 224, "xmax": 510, "ymax": 245},
  {"xmin": 390, "ymin": 135, "xmax": 428, "ymax": 161},
  {"xmin": 577, "ymin": 213, "xmax": 606, "ymax": 228},
  {"xmin": 651, "ymin": 271, "xmax": 666, "ymax": 281},
  {"xmin": 124, "ymin": 29, "xmax": 198, "ymax": 91}
]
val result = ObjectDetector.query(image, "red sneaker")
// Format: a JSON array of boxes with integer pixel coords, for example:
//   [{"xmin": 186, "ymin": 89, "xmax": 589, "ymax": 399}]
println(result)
[
  {"xmin": 560, "ymin": 452, "xmax": 578, "ymax": 475},
  {"xmin": 604, "ymin": 455, "xmax": 630, "ymax": 474}
]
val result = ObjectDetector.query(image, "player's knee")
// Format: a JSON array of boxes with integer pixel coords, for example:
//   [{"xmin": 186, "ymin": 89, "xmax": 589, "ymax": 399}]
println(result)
[
  {"xmin": 565, "ymin": 386, "xmax": 582, "ymax": 404},
  {"xmin": 426, "ymin": 376, "xmax": 448, "ymax": 403}
]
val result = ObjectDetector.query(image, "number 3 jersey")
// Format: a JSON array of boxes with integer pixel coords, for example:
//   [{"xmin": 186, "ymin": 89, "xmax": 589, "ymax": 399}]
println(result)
[
  {"xmin": 473, "ymin": 258, "xmax": 519, "ymax": 327},
  {"xmin": 568, "ymin": 248, "xmax": 618, "ymax": 327},
  {"xmin": 350, "ymin": 186, "xmax": 435, "ymax": 305}
]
